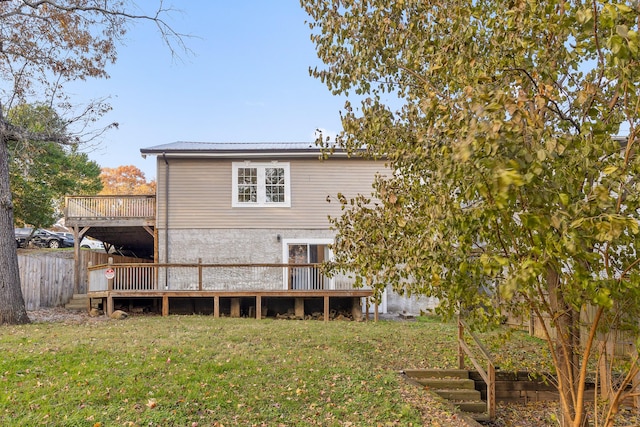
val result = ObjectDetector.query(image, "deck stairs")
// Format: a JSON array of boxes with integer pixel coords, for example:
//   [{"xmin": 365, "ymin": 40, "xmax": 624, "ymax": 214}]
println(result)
[
  {"xmin": 65, "ymin": 293, "xmax": 89, "ymax": 311},
  {"xmin": 403, "ymin": 369, "xmax": 490, "ymax": 423}
]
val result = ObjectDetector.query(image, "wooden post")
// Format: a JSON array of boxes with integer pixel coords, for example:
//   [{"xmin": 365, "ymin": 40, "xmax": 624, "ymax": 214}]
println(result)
[
  {"xmin": 72, "ymin": 225, "xmax": 81, "ymax": 295},
  {"xmin": 162, "ymin": 295, "xmax": 169, "ymax": 316},
  {"xmin": 106, "ymin": 296, "xmax": 114, "ymax": 316},
  {"xmin": 213, "ymin": 296, "xmax": 219, "ymax": 318},
  {"xmin": 528, "ymin": 309, "xmax": 535, "ymax": 336},
  {"xmin": 324, "ymin": 296, "xmax": 329, "ymax": 323},
  {"xmin": 230, "ymin": 298, "xmax": 240, "ymax": 318},
  {"xmin": 106, "ymin": 258, "xmax": 114, "ymax": 317},
  {"xmin": 256, "ymin": 296, "xmax": 262, "ymax": 319},
  {"xmin": 86, "ymin": 261, "xmax": 93, "ymax": 313},
  {"xmin": 351, "ymin": 297, "xmax": 362, "ymax": 321},
  {"xmin": 72, "ymin": 225, "xmax": 90, "ymax": 295},
  {"xmin": 487, "ymin": 362, "xmax": 496, "ymax": 420},
  {"xmin": 294, "ymin": 298, "xmax": 304, "ymax": 319},
  {"xmin": 107, "ymin": 258, "xmax": 114, "ymax": 292},
  {"xmin": 458, "ymin": 315, "xmax": 465, "ymax": 369}
]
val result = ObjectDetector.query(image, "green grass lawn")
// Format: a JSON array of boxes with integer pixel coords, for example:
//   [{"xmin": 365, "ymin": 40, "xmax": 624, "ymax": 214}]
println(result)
[{"xmin": 0, "ymin": 316, "xmax": 550, "ymax": 426}]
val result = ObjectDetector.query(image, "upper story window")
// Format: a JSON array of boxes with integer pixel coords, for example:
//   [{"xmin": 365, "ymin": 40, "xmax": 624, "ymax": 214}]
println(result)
[{"xmin": 232, "ymin": 162, "xmax": 291, "ymax": 207}]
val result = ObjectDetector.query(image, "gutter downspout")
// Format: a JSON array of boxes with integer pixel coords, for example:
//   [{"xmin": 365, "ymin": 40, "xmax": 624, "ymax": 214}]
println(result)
[{"xmin": 162, "ymin": 153, "xmax": 169, "ymax": 289}]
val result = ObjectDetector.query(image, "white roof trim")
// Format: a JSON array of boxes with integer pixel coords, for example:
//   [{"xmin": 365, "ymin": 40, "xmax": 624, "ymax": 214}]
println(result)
[{"xmin": 147, "ymin": 151, "xmax": 351, "ymax": 158}]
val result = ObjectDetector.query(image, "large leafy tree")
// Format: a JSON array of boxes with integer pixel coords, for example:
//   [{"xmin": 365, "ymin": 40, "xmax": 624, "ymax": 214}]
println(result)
[
  {"xmin": 0, "ymin": 1, "xmax": 184, "ymax": 325},
  {"xmin": 301, "ymin": 1, "xmax": 640, "ymax": 426},
  {"xmin": 99, "ymin": 165, "xmax": 156, "ymax": 195},
  {"xmin": 9, "ymin": 104, "xmax": 102, "ymax": 228}
]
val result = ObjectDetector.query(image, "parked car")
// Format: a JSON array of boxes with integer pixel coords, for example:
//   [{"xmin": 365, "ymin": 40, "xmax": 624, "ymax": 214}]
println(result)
[
  {"xmin": 15, "ymin": 227, "xmax": 32, "ymax": 248},
  {"xmin": 80, "ymin": 237, "xmax": 105, "ymax": 251},
  {"xmin": 53, "ymin": 231, "xmax": 106, "ymax": 251},
  {"xmin": 55, "ymin": 232, "xmax": 74, "ymax": 241},
  {"xmin": 26, "ymin": 229, "xmax": 74, "ymax": 249}
]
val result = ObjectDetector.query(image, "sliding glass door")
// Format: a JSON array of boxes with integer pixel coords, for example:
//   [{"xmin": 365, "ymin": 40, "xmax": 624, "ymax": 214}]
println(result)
[{"xmin": 285, "ymin": 240, "xmax": 332, "ymax": 290}]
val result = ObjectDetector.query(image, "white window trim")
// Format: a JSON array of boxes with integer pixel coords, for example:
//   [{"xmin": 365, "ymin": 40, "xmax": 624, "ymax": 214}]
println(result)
[{"xmin": 232, "ymin": 161, "xmax": 291, "ymax": 207}]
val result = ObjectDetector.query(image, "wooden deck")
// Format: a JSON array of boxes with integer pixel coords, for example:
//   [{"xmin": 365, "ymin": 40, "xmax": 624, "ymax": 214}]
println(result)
[
  {"xmin": 64, "ymin": 195, "xmax": 157, "ymax": 293},
  {"xmin": 88, "ymin": 262, "xmax": 377, "ymax": 321},
  {"xmin": 65, "ymin": 195, "xmax": 156, "ymax": 225},
  {"xmin": 67, "ymin": 196, "xmax": 378, "ymax": 321},
  {"xmin": 89, "ymin": 289, "xmax": 376, "ymax": 321},
  {"xmin": 64, "ymin": 195, "xmax": 156, "ymax": 258}
]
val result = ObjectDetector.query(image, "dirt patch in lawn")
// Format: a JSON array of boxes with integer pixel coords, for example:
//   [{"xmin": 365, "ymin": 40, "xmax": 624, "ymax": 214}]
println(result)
[
  {"xmin": 18, "ymin": 247, "xmax": 75, "ymax": 258},
  {"xmin": 27, "ymin": 307, "xmax": 107, "ymax": 324}
]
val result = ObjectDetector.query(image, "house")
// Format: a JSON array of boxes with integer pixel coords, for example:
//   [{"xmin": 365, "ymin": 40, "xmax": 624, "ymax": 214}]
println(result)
[
  {"xmin": 73, "ymin": 142, "xmax": 437, "ymax": 318},
  {"xmin": 140, "ymin": 142, "xmax": 378, "ymax": 267}
]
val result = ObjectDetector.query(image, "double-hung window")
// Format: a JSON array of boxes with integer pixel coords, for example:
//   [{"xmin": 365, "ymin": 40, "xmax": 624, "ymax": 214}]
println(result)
[{"xmin": 232, "ymin": 162, "xmax": 291, "ymax": 207}]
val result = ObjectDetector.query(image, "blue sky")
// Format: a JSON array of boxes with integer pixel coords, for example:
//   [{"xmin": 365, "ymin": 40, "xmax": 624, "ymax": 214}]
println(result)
[{"xmin": 70, "ymin": 2, "xmax": 346, "ymax": 180}]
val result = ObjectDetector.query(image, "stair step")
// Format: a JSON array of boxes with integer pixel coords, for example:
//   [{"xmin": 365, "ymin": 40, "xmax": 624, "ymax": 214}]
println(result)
[
  {"xmin": 65, "ymin": 294, "xmax": 89, "ymax": 311},
  {"xmin": 470, "ymin": 413, "xmax": 492, "ymax": 422},
  {"xmin": 404, "ymin": 369, "xmax": 491, "ymax": 422},
  {"xmin": 416, "ymin": 378, "xmax": 476, "ymax": 390},
  {"xmin": 434, "ymin": 389, "xmax": 482, "ymax": 401},
  {"xmin": 453, "ymin": 400, "xmax": 488, "ymax": 413},
  {"xmin": 403, "ymin": 369, "xmax": 469, "ymax": 379},
  {"xmin": 66, "ymin": 301, "xmax": 87, "ymax": 307}
]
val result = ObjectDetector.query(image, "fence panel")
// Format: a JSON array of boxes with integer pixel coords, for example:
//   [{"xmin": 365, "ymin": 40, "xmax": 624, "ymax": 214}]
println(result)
[
  {"xmin": 18, "ymin": 251, "xmax": 154, "ymax": 309},
  {"xmin": 506, "ymin": 305, "xmax": 638, "ymax": 358},
  {"xmin": 18, "ymin": 254, "xmax": 75, "ymax": 310}
]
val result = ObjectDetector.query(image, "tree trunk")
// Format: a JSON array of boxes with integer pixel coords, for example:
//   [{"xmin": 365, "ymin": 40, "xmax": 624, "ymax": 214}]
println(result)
[
  {"xmin": 0, "ymin": 136, "xmax": 30, "ymax": 325},
  {"xmin": 547, "ymin": 267, "xmax": 585, "ymax": 427}
]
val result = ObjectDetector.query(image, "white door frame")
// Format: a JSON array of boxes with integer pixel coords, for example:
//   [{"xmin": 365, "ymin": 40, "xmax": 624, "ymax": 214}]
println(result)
[
  {"xmin": 280, "ymin": 237, "xmax": 387, "ymax": 313},
  {"xmin": 281, "ymin": 238, "xmax": 333, "ymax": 290}
]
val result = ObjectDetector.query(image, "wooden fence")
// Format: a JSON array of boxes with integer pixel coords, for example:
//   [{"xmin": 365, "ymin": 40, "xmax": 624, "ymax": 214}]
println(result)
[
  {"xmin": 505, "ymin": 307, "xmax": 637, "ymax": 358},
  {"xmin": 19, "ymin": 251, "xmax": 150, "ymax": 311},
  {"xmin": 19, "ymin": 254, "xmax": 74, "ymax": 311}
]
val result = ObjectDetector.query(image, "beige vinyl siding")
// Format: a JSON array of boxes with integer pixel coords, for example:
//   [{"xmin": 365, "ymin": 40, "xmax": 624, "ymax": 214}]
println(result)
[{"xmin": 156, "ymin": 156, "xmax": 385, "ymax": 229}]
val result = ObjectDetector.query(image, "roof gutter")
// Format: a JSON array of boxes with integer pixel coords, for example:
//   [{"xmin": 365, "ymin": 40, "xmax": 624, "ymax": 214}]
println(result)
[{"xmin": 139, "ymin": 150, "xmax": 354, "ymax": 159}]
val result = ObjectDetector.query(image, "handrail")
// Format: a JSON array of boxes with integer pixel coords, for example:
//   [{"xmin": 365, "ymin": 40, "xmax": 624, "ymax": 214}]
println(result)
[
  {"xmin": 87, "ymin": 262, "xmax": 362, "ymax": 293},
  {"xmin": 457, "ymin": 316, "xmax": 496, "ymax": 420},
  {"xmin": 65, "ymin": 195, "xmax": 156, "ymax": 219},
  {"xmin": 88, "ymin": 262, "xmax": 325, "ymax": 270}
]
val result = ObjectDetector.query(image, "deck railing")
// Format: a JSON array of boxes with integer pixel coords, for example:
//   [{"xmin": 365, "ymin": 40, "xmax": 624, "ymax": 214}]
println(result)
[
  {"xmin": 65, "ymin": 195, "xmax": 156, "ymax": 220},
  {"xmin": 88, "ymin": 262, "xmax": 363, "ymax": 293},
  {"xmin": 458, "ymin": 316, "xmax": 496, "ymax": 420}
]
